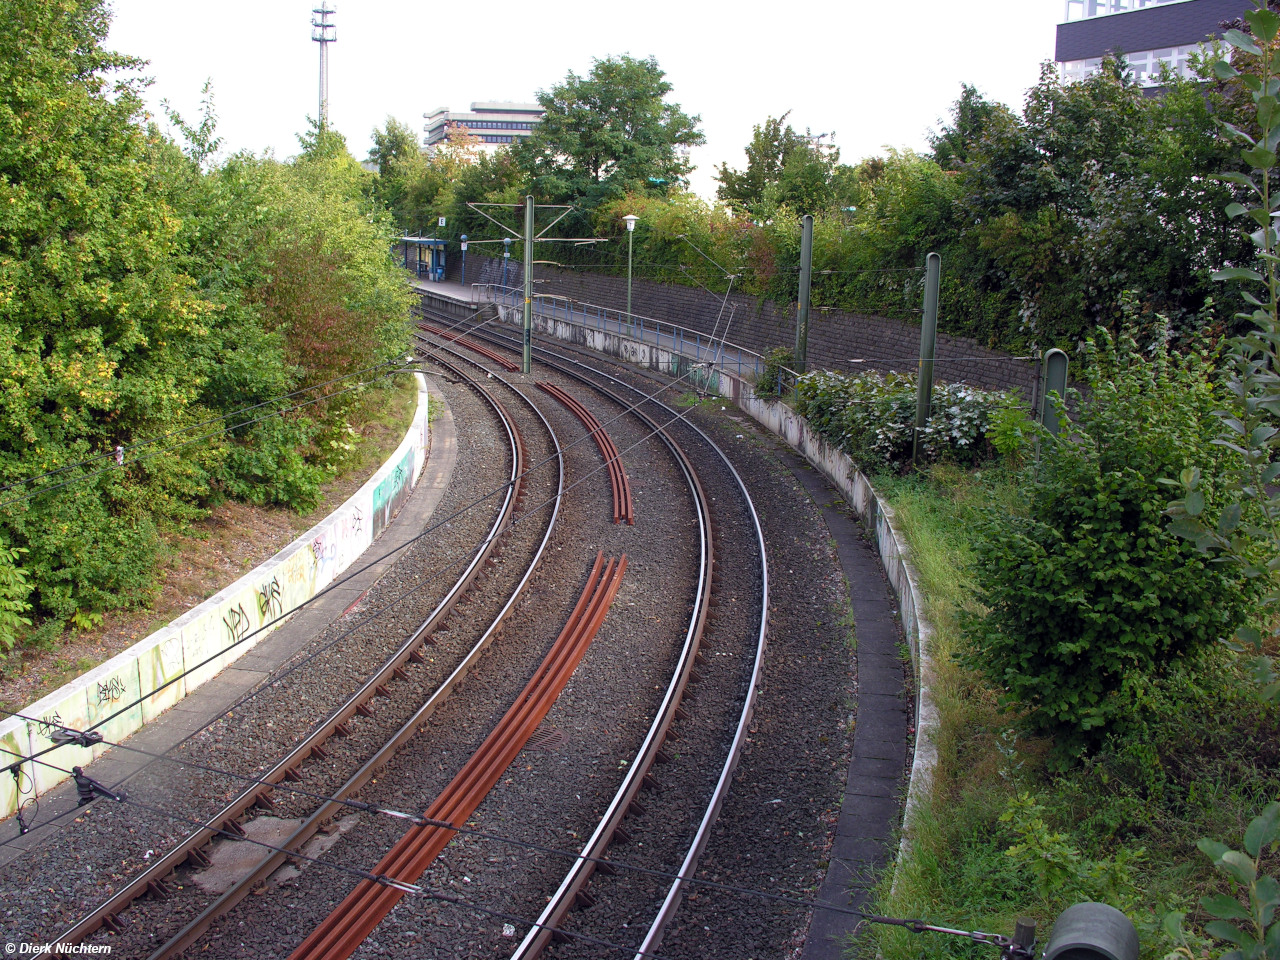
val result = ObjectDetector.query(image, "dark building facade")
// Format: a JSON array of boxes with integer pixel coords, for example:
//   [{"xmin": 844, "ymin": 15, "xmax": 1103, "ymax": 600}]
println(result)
[{"xmin": 1056, "ymin": 0, "xmax": 1250, "ymax": 84}]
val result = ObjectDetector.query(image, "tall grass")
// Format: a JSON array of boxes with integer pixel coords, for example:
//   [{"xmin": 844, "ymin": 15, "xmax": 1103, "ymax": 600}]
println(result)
[{"xmin": 856, "ymin": 465, "xmax": 1280, "ymax": 960}]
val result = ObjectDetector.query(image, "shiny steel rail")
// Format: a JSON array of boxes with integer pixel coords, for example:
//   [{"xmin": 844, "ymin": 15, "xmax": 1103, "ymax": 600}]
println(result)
[
  {"xmin": 135, "ymin": 340, "xmax": 565, "ymax": 960},
  {"xmin": 53, "ymin": 347, "xmax": 548, "ymax": 957},
  {"xmin": 468, "ymin": 325, "xmax": 770, "ymax": 960}
]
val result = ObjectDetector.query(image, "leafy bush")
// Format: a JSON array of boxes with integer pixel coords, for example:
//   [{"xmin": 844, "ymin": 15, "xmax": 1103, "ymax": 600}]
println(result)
[
  {"xmin": 1195, "ymin": 802, "xmax": 1280, "ymax": 960},
  {"xmin": 1000, "ymin": 793, "xmax": 1142, "ymax": 908},
  {"xmin": 5, "ymin": 480, "xmax": 161, "ymax": 621},
  {"xmin": 964, "ymin": 328, "xmax": 1262, "ymax": 763},
  {"xmin": 219, "ymin": 416, "xmax": 330, "ymax": 513},
  {"xmin": 754, "ymin": 346, "xmax": 793, "ymax": 396},
  {"xmin": 0, "ymin": 540, "xmax": 33, "ymax": 656},
  {"xmin": 794, "ymin": 368, "xmax": 1017, "ymax": 468}
]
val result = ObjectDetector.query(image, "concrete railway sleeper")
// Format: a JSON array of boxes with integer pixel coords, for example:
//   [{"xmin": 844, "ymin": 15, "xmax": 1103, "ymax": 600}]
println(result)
[{"xmin": 49, "ymin": 349, "xmax": 563, "ymax": 958}]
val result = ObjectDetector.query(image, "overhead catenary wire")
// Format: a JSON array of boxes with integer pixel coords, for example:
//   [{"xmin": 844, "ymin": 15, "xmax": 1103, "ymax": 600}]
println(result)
[
  {"xmin": 22, "ymin": 753, "xmax": 686, "ymax": 960},
  {"xmin": 19, "ymin": 736, "xmax": 900, "ymax": 946},
  {"xmin": 0, "ymin": 345, "xmax": 715, "ymax": 800},
  {"xmin": 2, "ymin": 384, "xmax": 717, "ymax": 854}
]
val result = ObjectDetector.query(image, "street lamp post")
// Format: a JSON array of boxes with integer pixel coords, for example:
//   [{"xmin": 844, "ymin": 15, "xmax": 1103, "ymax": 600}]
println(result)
[
  {"xmin": 623, "ymin": 214, "xmax": 638, "ymax": 322},
  {"xmin": 460, "ymin": 234, "xmax": 468, "ymax": 287},
  {"xmin": 502, "ymin": 236, "xmax": 512, "ymax": 291}
]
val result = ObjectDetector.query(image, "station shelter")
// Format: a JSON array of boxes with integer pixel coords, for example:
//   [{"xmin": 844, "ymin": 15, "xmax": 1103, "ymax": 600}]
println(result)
[{"xmin": 399, "ymin": 236, "xmax": 448, "ymax": 281}]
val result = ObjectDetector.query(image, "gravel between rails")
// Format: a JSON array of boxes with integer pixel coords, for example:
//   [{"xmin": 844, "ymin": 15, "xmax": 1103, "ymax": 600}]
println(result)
[
  {"xmin": 657, "ymin": 404, "xmax": 861, "ymax": 960},
  {"xmin": 493, "ymin": 339, "xmax": 869, "ymax": 960},
  {"xmin": 0, "ymin": 374, "xmax": 516, "ymax": 951},
  {"xmin": 181, "ymin": 358, "xmax": 704, "ymax": 959},
  {"xmin": 77, "ymin": 364, "xmax": 565, "ymax": 959}
]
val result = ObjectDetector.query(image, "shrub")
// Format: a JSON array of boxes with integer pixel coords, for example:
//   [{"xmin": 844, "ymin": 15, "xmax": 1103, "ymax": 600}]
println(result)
[
  {"xmin": 754, "ymin": 346, "xmax": 794, "ymax": 396},
  {"xmin": 0, "ymin": 540, "xmax": 33, "ymax": 656},
  {"xmin": 963, "ymin": 327, "xmax": 1262, "ymax": 764},
  {"xmin": 794, "ymin": 368, "xmax": 1018, "ymax": 468},
  {"xmin": 218, "ymin": 416, "xmax": 331, "ymax": 513}
]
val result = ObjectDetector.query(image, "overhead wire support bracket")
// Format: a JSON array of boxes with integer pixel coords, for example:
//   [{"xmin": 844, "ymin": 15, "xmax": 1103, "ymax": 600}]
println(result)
[
  {"xmin": 51, "ymin": 727, "xmax": 104, "ymax": 749},
  {"xmin": 72, "ymin": 766, "xmax": 126, "ymax": 807}
]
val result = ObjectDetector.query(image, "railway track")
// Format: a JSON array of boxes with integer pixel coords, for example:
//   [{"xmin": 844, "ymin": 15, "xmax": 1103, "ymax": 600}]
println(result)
[
  {"xmin": 10, "ymin": 294, "xmax": 866, "ymax": 960},
  {"xmin": 462, "ymin": 316, "xmax": 871, "ymax": 960},
  {"xmin": 464, "ymin": 326, "xmax": 771, "ymax": 960},
  {"xmin": 135, "ymin": 314, "xmax": 742, "ymax": 959},
  {"xmin": 36, "ymin": 346, "xmax": 563, "ymax": 957}
]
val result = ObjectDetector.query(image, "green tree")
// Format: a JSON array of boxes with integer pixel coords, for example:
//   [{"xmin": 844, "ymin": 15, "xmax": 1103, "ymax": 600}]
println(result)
[
  {"xmin": 716, "ymin": 113, "xmax": 809, "ymax": 213},
  {"xmin": 513, "ymin": 54, "xmax": 704, "ymax": 204},
  {"xmin": 368, "ymin": 116, "xmax": 421, "ymax": 176},
  {"xmin": 1166, "ymin": 0, "xmax": 1280, "ymax": 703},
  {"xmin": 717, "ymin": 113, "xmax": 850, "ymax": 217},
  {"xmin": 930, "ymin": 83, "xmax": 1006, "ymax": 169},
  {"xmin": 0, "ymin": 0, "xmax": 217, "ymax": 617}
]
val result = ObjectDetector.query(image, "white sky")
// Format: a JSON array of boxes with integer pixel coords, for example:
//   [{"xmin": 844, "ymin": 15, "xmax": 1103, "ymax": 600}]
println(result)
[{"xmin": 106, "ymin": 1, "xmax": 1066, "ymax": 200}]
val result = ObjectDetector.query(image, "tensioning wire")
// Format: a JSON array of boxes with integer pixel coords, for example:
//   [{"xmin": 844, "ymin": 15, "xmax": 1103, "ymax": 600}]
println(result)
[
  {"xmin": 19, "ymin": 736, "xmax": 879, "ymax": 947},
  {"xmin": 1, "ymin": 350, "xmax": 714, "ymax": 785}
]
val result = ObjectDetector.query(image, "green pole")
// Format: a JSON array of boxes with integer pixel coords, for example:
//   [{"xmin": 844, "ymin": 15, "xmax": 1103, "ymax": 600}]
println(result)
[
  {"xmin": 522, "ymin": 195, "xmax": 534, "ymax": 375},
  {"xmin": 794, "ymin": 214, "xmax": 813, "ymax": 375},
  {"xmin": 912, "ymin": 252, "xmax": 941, "ymax": 464},
  {"xmin": 627, "ymin": 227, "xmax": 634, "ymax": 321}
]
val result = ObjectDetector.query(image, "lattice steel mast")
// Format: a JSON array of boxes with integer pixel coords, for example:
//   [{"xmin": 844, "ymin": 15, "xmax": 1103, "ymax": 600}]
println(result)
[{"xmin": 311, "ymin": 3, "xmax": 336, "ymax": 128}]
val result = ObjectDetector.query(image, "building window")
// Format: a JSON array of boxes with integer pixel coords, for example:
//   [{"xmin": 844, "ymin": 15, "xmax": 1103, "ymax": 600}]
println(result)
[
  {"xmin": 1064, "ymin": 0, "xmax": 1190, "ymax": 21},
  {"xmin": 1060, "ymin": 41, "xmax": 1205, "ymax": 83}
]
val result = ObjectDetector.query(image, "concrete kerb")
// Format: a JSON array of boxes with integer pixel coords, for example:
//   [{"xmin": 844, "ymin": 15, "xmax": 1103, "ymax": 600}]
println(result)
[
  {"xmin": 0, "ymin": 373, "xmax": 433, "ymax": 822},
  {"xmin": 489, "ymin": 303, "xmax": 939, "ymax": 889}
]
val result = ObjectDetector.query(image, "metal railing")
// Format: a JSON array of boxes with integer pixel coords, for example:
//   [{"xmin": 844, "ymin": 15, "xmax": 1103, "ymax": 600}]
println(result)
[{"xmin": 470, "ymin": 283, "xmax": 776, "ymax": 382}]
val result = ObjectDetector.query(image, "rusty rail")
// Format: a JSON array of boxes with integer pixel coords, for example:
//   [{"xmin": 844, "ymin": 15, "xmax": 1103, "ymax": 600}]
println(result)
[
  {"xmin": 417, "ymin": 318, "xmax": 520, "ymax": 373},
  {"xmin": 133, "ymin": 343, "xmax": 563, "ymax": 960},
  {"xmin": 53, "ymin": 352, "xmax": 537, "ymax": 957},
  {"xmin": 457, "ymin": 325, "xmax": 770, "ymax": 960},
  {"xmin": 536, "ymin": 380, "xmax": 634, "ymax": 525},
  {"xmin": 288, "ymin": 552, "xmax": 628, "ymax": 960}
]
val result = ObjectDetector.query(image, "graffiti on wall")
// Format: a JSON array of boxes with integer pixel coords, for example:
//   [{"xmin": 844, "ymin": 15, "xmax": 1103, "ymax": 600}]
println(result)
[
  {"xmin": 36, "ymin": 713, "xmax": 63, "ymax": 739},
  {"xmin": 96, "ymin": 676, "xmax": 126, "ymax": 706},
  {"xmin": 372, "ymin": 449, "xmax": 415, "ymax": 540},
  {"xmin": 223, "ymin": 604, "xmax": 250, "ymax": 644},
  {"xmin": 257, "ymin": 576, "xmax": 283, "ymax": 618}
]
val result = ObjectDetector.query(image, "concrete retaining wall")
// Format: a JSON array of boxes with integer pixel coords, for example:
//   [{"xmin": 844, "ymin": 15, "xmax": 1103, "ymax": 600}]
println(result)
[{"xmin": 0, "ymin": 374, "xmax": 432, "ymax": 821}]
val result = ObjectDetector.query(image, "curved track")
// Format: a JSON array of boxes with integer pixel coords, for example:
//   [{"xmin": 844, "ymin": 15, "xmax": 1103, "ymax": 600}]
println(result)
[
  {"xmin": 24, "ymin": 298, "xmax": 801, "ymax": 960},
  {"xmin": 42, "ymin": 348, "xmax": 561, "ymax": 958}
]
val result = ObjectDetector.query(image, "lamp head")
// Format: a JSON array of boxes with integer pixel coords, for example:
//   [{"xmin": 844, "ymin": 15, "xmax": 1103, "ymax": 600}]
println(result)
[{"xmin": 623, "ymin": 215, "xmax": 639, "ymax": 232}]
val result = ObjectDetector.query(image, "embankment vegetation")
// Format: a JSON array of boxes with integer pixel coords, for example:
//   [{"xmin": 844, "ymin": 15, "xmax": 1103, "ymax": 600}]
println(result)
[
  {"xmin": 374, "ymin": 49, "xmax": 1255, "ymax": 355},
  {"xmin": 0, "ymin": 0, "xmax": 412, "ymax": 661}
]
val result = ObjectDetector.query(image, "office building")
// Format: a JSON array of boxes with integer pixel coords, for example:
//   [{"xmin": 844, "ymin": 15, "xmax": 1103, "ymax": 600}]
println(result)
[
  {"xmin": 422, "ymin": 102, "xmax": 544, "ymax": 154},
  {"xmin": 1056, "ymin": 0, "xmax": 1250, "ymax": 85}
]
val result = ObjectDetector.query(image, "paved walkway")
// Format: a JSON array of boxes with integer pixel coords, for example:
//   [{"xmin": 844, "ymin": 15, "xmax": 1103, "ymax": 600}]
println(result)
[
  {"xmin": 776, "ymin": 446, "xmax": 909, "ymax": 960},
  {"xmin": 0, "ymin": 381, "xmax": 458, "ymax": 866},
  {"xmin": 412, "ymin": 277, "xmax": 474, "ymax": 302}
]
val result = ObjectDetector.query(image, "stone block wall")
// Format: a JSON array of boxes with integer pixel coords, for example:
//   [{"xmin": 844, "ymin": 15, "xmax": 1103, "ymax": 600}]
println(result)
[{"xmin": 454, "ymin": 254, "xmax": 1040, "ymax": 401}]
